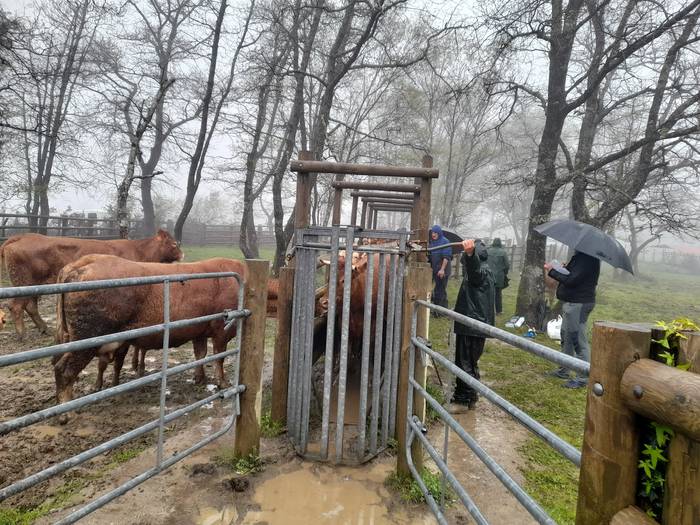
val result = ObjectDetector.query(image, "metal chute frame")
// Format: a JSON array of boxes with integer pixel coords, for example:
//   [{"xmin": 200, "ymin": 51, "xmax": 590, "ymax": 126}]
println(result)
[{"xmin": 286, "ymin": 226, "xmax": 409, "ymax": 465}]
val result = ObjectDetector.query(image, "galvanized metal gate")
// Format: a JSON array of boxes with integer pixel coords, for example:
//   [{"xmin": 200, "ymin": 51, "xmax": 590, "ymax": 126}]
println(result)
[
  {"xmin": 287, "ymin": 226, "xmax": 408, "ymax": 464},
  {"xmin": 0, "ymin": 273, "xmax": 249, "ymax": 523}
]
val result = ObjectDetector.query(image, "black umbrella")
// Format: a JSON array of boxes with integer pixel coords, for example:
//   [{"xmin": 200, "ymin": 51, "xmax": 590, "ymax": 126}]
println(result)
[
  {"xmin": 441, "ymin": 229, "xmax": 465, "ymax": 255},
  {"xmin": 535, "ymin": 219, "xmax": 633, "ymax": 274}
]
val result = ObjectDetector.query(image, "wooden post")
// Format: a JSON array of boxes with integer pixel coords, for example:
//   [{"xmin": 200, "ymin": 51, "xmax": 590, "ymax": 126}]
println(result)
[
  {"xmin": 295, "ymin": 151, "xmax": 313, "ymax": 230},
  {"xmin": 270, "ymin": 266, "xmax": 295, "ymax": 423},
  {"xmin": 234, "ymin": 259, "xmax": 270, "ymax": 456},
  {"xmin": 331, "ymin": 182, "xmax": 343, "ymax": 225},
  {"xmin": 575, "ymin": 322, "xmax": 651, "ymax": 525},
  {"xmin": 350, "ymin": 195, "xmax": 359, "ymax": 226},
  {"xmin": 663, "ymin": 331, "xmax": 700, "ymax": 525},
  {"xmin": 396, "ymin": 261, "xmax": 433, "ymax": 475},
  {"xmin": 411, "ymin": 155, "xmax": 432, "ymax": 264}
]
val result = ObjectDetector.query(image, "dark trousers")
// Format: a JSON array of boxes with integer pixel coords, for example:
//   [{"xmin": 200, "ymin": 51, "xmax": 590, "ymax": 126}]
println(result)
[
  {"xmin": 432, "ymin": 274, "xmax": 449, "ymax": 308},
  {"xmin": 494, "ymin": 287, "xmax": 503, "ymax": 314},
  {"xmin": 453, "ymin": 335, "xmax": 485, "ymax": 403}
]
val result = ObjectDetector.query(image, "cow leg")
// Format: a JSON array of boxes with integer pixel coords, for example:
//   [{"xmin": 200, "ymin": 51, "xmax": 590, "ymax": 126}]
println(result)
[
  {"xmin": 9, "ymin": 298, "xmax": 26, "ymax": 339},
  {"xmin": 193, "ymin": 337, "xmax": 208, "ymax": 384},
  {"xmin": 53, "ymin": 348, "xmax": 97, "ymax": 423},
  {"xmin": 212, "ymin": 337, "xmax": 228, "ymax": 388},
  {"xmin": 138, "ymin": 348, "xmax": 146, "ymax": 377},
  {"xmin": 113, "ymin": 344, "xmax": 129, "ymax": 386},
  {"xmin": 96, "ymin": 354, "xmax": 109, "ymax": 391},
  {"xmin": 25, "ymin": 297, "xmax": 48, "ymax": 334},
  {"xmin": 131, "ymin": 346, "xmax": 139, "ymax": 372}
]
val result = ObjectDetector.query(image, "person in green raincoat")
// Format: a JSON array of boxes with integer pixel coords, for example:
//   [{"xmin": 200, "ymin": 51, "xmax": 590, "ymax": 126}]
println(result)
[{"xmin": 488, "ymin": 238, "xmax": 510, "ymax": 315}]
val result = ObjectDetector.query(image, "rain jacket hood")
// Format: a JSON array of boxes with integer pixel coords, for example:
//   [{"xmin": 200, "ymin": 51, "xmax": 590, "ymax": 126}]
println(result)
[{"xmin": 429, "ymin": 225, "xmax": 452, "ymax": 273}]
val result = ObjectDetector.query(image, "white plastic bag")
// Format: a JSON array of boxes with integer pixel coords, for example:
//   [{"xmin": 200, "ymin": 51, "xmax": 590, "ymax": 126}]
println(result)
[{"xmin": 547, "ymin": 315, "xmax": 562, "ymax": 341}]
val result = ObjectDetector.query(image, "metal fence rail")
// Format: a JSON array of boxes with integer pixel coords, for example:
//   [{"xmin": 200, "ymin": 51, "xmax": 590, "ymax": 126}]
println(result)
[
  {"xmin": 0, "ymin": 272, "xmax": 249, "ymax": 523},
  {"xmin": 406, "ymin": 300, "xmax": 587, "ymax": 524}
]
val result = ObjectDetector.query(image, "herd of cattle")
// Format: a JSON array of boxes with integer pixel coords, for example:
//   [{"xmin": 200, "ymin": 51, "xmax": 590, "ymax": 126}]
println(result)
[{"xmin": 0, "ymin": 230, "xmax": 393, "ymax": 415}]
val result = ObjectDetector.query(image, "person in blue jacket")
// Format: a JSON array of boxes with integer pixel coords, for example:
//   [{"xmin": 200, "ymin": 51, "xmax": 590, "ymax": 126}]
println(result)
[{"xmin": 429, "ymin": 225, "xmax": 452, "ymax": 314}]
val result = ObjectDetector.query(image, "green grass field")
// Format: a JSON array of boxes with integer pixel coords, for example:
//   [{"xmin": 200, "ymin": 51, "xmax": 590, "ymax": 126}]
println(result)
[{"xmin": 182, "ymin": 245, "xmax": 276, "ymax": 262}]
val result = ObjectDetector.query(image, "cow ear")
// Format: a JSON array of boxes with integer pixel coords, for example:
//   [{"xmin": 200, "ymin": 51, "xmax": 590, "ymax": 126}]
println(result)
[
  {"xmin": 319, "ymin": 258, "xmax": 331, "ymax": 266},
  {"xmin": 157, "ymin": 229, "xmax": 167, "ymax": 239}
]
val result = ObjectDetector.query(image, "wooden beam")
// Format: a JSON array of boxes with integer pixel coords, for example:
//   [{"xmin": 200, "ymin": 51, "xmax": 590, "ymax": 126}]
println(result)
[
  {"xmin": 350, "ymin": 191, "xmax": 414, "ymax": 200},
  {"xmin": 291, "ymin": 159, "xmax": 439, "ymax": 178},
  {"xmin": 663, "ymin": 331, "xmax": 700, "ymax": 525},
  {"xmin": 361, "ymin": 197, "xmax": 417, "ymax": 205},
  {"xmin": 270, "ymin": 266, "xmax": 295, "ymax": 423},
  {"xmin": 331, "ymin": 181, "xmax": 420, "ymax": 192},
  {"xmin": 234, "ymin": 259, "xmax": 270, "ymax": 456},
  {"xmin": 610, "ymin": 506, "xmax": 658, "ymax": 525},
  {"xmin": 331, "ymin": 186, "xmax": 342, "ymax": 225},
  {"xmin": 575, "ymin": 322, "xmax": 651, "ymax": 525},
  {"xmin": 396, "ymin": 262, "xmax": 433, "ymax": 475},
  {"xmin": 621, "ymin": 357, "xmax": 700, "ymax": 441},
  {"xmin": 350, "ymin": 195, "xmax": 359, "ymax": 226}
]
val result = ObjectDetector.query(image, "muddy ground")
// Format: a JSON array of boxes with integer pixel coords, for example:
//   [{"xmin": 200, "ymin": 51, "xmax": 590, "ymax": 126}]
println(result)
[{"xmin": 1, "ymin": 299, "xmax": 536, "ymax": 524}]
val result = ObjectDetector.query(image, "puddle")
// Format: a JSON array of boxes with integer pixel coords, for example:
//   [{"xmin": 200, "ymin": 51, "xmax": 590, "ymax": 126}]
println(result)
[{"xmin": 241, "ymin": 460, "xmax": 435, "ymax": 525}]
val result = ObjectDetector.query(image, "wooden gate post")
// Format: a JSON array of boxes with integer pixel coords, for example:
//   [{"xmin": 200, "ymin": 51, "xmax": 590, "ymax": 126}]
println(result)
[
  {"xmin": 575, "ymin": 322, "xmax": 651, "ymax": 525},
  {"xmin": 295, "ymin": 151, "xmax": 313, "ymax": 229},
  {"xmin": 270, "ymin": 266, "xmax": 295, "ymax": 423},
  {"xmin": 350, "ymin": 195, "xmax": 359, "ymax": 226},
  {"xmin": 360, "ymin": 200, "xmax": 368, "ymax": 228},
  {"xmin": 663, "ymin": 331, "xmax": 700, "ymax": 525},
  {"xmin": 396, "ymin": 261, "xmax": 432, "ymax": 475},
  {"xmin": 234, "ymin": 259, "xmax": 270, "ymax": 456}
]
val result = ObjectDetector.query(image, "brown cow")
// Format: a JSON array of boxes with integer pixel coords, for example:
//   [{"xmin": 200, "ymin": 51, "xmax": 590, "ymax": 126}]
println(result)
[
  {"xmin": 0, "ymin": 305, "xmax": 6, "ymax": 330},
  {"xmin": 53, "ymin": 255, "xmax": 247, "ymax": 406},
  {"xmin": 0, "ymin": 230, "xmax": 183, "ymax": 338}
]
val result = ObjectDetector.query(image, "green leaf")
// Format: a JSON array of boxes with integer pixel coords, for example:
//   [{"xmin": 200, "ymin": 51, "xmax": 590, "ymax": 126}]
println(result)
[
  {"xmin": 642, "ymin": 444, "xmax": 667, "ymax": 468},
  {"xmin": 652, "ymin": 422, "xmax": 674, "ymax": 447},
  {"xmin": 677, "ymin": 362, "xmax": 691, "ymax": 371},
  {"xmin": 638, "ymin": 459, "xmax": 653, "ymax": 478}
]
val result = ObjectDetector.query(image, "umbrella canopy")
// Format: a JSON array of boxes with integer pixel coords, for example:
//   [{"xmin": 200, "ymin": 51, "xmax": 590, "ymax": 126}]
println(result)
[
  {"xmin": 535, "ymin": 219, "xmax": 633, "ymax": 274},
  {"xmin": 441, "ymin": 229, "xmax": 464, "ymax": 255}
]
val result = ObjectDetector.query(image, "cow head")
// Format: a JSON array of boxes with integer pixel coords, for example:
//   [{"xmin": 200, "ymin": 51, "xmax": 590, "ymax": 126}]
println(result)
[
  {"xmin": 316, "ymin": 254, "xmax": 368, "ymax": 314},
  {"xmin": 154, "ymin": 229, "xmax": 184, "ymax": 262}
]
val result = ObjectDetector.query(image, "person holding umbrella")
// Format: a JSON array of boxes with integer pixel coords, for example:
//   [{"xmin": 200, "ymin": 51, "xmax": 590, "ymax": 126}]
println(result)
[
  {"xmin": 536, "ymin": 219, "xmax": 633, "ymax": 389},
  {"xmin": 429, "ymin": 225, "xmax": 452, "ymax": 314}
]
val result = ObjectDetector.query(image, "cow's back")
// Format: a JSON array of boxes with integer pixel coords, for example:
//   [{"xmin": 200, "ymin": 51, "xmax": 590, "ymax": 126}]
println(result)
[{"xmin": 59, "ymin": 255, "xmax": 247, "ymax": 348}]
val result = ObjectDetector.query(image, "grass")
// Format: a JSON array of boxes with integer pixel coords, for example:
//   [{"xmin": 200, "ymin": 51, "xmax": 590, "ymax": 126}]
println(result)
[
  {"xmin": 426, "ymin": 263, "xmax": 700, "ymax": 524},
  {"xmin": 386, "ymin": 469, "xmax": 455, "ymax": 506},
  {"xmin": 182, "ymin": 245, "xmax": 276, "ymax": 262},
  {"xmin": 261, "ymin": 410, "xmax": 285, "ymax": 438},
  {"xmin": 213, "ymin": 448, "xmax": 264, "ymax": 476},
  {"xmin": 0, "ymin": 477, "xmax": 88, "ymax": 525}
]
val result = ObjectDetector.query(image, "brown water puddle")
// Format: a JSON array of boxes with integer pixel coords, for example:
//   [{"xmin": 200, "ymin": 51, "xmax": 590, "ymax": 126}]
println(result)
[{"xmin": 241, "ymin": 460, "xmax": 436, "ymax": 525}]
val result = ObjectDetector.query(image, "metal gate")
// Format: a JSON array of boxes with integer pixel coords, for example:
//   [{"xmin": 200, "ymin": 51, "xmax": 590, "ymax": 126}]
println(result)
[
  {"xmin": 287, "ymin": 226, "xmax": 408, "ymax": 464},
  {"xmin": 0, "ymin": 272, "xmax": 249, "ymax": 523}
]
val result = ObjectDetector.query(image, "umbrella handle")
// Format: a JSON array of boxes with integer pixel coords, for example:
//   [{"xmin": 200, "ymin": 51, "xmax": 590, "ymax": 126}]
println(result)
[{"xmin": 415, "ymin": 241, "xmax": 465, "ymax": 253}]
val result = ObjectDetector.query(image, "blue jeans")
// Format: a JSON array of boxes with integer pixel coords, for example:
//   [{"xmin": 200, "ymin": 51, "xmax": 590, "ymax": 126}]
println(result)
[{"xmin": 560, "ymin": 301, "xmax": 594, "ymax": 382}]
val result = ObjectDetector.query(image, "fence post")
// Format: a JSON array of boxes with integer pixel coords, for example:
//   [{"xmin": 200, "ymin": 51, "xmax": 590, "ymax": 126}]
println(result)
[
  {"xmin": 234, "ymin": 259, "xmax": 270, "ymax": 456},
  {"xmin": 662, "ymin": 331, "xmax": 700, "ymax": 525},
  {"xmin": 396, "ymin": 261, "xmax": 432, "ymax": 475},
  {"xmin": 270, "ymin": 266, "xmax": 295, "ymax": 423},
  {"xmin": 576, "ymin": 322, "xmax": 651, "ymax": 525}
]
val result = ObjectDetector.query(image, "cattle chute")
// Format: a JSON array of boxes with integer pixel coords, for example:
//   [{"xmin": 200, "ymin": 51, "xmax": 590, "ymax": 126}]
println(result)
[{"xmin": 286, "ymin": 226, "xmax": 408, "ymax": 464}]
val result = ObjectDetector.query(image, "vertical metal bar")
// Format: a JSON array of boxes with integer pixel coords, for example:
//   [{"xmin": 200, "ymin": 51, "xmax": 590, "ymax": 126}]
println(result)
[
  {"xmin": 300, "ymin": 247, "xmax": 315, "ymax": 452},
  {"xmin": 406, "ymin": 304, "xmax": 418, "ymax": 459},
  {"xmin": 287, "ymin": 240, "xmax": 303, "ymax": 442},
  {"xmin": 320, "ymin": 228, "xmax": 340, "ymax": 459},
  {"xmin": 334, "ymin": 226, "xmax": 354, "ymax": 461},
  {"xmin": 389, "ymin": 234, "xmax": 407, "ymax": 436},
  {"xmin": 231, "ymin": 274, "xmax": 246, "ymax": 427},
  {"xmin": 441, "ymin": 421, "xmax": 449, "ymax": 510},
  {"xmin": 369, "ymin": 252, "xmax": 387, "ymax": 453},
  {"xmin": 357, "ymin": 251, "xmax": 374, "ymax": 458},
  {"xmin": 156, "ymin": 280, "xmax": 171, "ymax": 468},
  {"xmin": 295, "ymin": 247, "xmax": 309, "ymax": 445},
  {"xmin": 381, "ymin": 253, "xmax": 398, "ymax": 446}
]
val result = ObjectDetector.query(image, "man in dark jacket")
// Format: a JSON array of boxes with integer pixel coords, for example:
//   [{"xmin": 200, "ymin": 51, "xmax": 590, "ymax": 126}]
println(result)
[
  {"xmin": 451, "ymin": 239, "xmax": 495, "ymax": 410},
  {"xmin": 488, "ymin": 238, "xmax": 510, "ymax": 315},
  {"xmin": 545, "ymin": 251, "xmax": 600, "ymax": 389},
  {"xmin": 429, "ymin": 225, "xmax": 452, "ymax": 313}
]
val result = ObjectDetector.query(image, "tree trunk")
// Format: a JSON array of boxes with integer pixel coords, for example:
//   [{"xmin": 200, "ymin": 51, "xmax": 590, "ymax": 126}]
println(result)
[{"xmin": 140, "ymin": 175, "xmax": 156, "ymax": 235}]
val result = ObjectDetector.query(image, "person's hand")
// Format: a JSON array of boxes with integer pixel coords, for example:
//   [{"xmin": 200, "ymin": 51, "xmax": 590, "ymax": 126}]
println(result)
[
  {"xmin": 544, "ymin": 262, "xmax": 552, "ymax": 271},
  {"xmin": 462, "ymin": 239, "xmax": 475, "ymax": 255},
  {"xmin": 437, "ymin": 269, "xmax": 445, "ymax": 279}
]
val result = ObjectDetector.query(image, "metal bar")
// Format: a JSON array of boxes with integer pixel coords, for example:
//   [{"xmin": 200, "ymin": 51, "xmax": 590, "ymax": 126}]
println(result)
[
  {"xmin": 360, "ymin": 197, "xmax": 417, "ymax": 205},
  {"xmin": 300, "ymin": 248, "xmax": 314, "ymax": 452},
  {"xmin": 55, "ymin": 389, "xmax": 241, "ymax": 525},
  {"xmin": 0, "ymin": 384, "xmax": 244, "ymax": 502},
  {"xmin": 369, "ymin": 206, "xmax": 413, "ymax": 212},
  {"xmin": 301, "ymin": 226, "xmax": 405, "ymax": 240},
  {"xmin": 404, "ymin": 424, "xmax": 450, "ymax": 525},
  {"xmin": 301, "ymin": 242, "xmax": 402, "ymax": 255},
  {"xmin": 381, "ymin": 253, "xmax": 397, "ymax": 446},
  {"xmin": 291, "ymin": 159, "xmax": 439, "ymax": 179},
  {"xmin": 331, "ymin": 181, "xmax": 420, "ymax": 192},
  {"xmin": 357, "ymin": 251, "xmax": 375, "ymax": 456},
  {"xmin": 0, "ymin": 311, "xmax": 249, "ymax": 368},
  {"xmin": 156, "ymin": 280, "xmax": 171, "ymax": 467},
  {"xmin": 231, "ymin": 267, "xmax": 246, "ymax": 422},
  {"xmin": 360, "ymin": 201, "xmax": 368, "ymax": 228},
  {"xmin": 412, "ymin": 336, "xmax": 582, "ymax": 466},
  {"xmin": 441, "ymin": 421, "xmax": 449, "ymax": 511},
  {"xmin": 350, "ymin": 195, "xmax": 359, "ymax": 226},
  {"xmin": 0, "ymin": 271, "xmax": 242, "ymax": 300},
  {"xmin": 294, "ymin": 248, "xmax": 309, "ymax": 444},
  {"xmin": 334, "ymin": 227, "xmax": 354, "ymax": 460},
  {"xmin": 417, "ymin": 301, "xmax": 590, "ymax": 376},
  {"xmin": 0, "ymin": 348, "xmax": 241, "ymax": 436},
  {"xmin": 320, "ymin": 228, "xmax": 340, "ymax": 459},
  {"xmin": 412, "ymin": 381, "xmax": 556, "ymax": 524},
  {"xmin": 409, "ymin": 416, "xmax": 490, "ymax": 525},
  {"xmin": 389, "ymin": 233, "xmax": 407, "ymax": 436},
  {"xmin": 287, "ymin": 249, "xmax": 302, "ymax": 442},
  {"xmin": 370, "ymin": 252, "xmax": 387, "ymax": 452}
]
